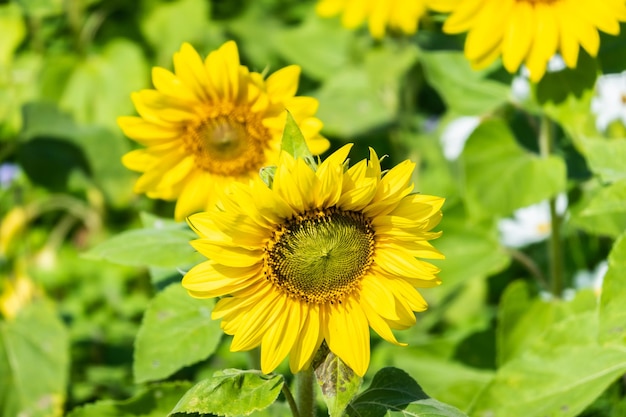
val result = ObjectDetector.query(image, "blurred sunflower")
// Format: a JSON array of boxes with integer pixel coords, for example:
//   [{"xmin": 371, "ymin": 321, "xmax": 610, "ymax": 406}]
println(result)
[
  {"xmin": 183, "ymin": 144, "xmax": 444, "ymax": 376},
  {"xmin": 430, "ymin": 0, "xmax": 626, "ymax": 81},
  {"xmin": 119, "ymin": 41, "xmax": 329, "ymax": 220},
  {"xmin": 316, "ymin": 0, "xmax": 429, "ymax": 39}
]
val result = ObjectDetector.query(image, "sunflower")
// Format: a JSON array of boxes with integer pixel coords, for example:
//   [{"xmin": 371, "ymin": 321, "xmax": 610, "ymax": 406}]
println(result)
[
  {"xmin": 118, "ymin": 41, "xmax": 330, "ymax": 220},
  {"xmin": 183, "ymin": 145, "xmax": 444, "ymax": 376},
  {"xmin": 316, "ymin": 0, "xmax": 429, "ymax": 39},
  {"xmin": 430, "ymin": 0, "xmax": 626, "ymax": 81}
]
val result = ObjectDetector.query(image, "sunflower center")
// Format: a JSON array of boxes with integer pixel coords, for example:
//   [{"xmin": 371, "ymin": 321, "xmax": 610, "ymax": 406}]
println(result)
[
  {"xmin": 184, "ymin": 107, "xmax": 271, "ymax": 177},
  {"xmin": 264, "ymin": 208, "xmax": 375, "ymax": 304}
]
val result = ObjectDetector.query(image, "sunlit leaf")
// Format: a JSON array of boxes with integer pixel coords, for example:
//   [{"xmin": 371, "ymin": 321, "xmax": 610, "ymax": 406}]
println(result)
[
  {"xmin": 461, "ymin": 119, "xmax": 566, "ymax": 218},
  {"xmin": 170, "ymin": 369, "xmax": 283, "ymax": 416},
  {"xmin": 599, "ymin": 232, "xmax": 626, "ymax": 345},
  {"xmin": 420, "ymin": 50, "xmax": 510, "ymax": 115},
  {"xmin": 134, "ymin": 284, "xmax": 221, "ymax": 383}
]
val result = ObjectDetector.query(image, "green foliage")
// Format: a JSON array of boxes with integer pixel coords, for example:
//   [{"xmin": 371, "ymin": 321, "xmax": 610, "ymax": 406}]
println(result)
[
  {"xmin": 3, "ymin": 1, "xmax": 626, "ymax": 416},
  {"xmin": 0, "ymin": 299, "xmax": 69, "ymax": 417},
  {"xmin": 134, "ymin": 284, "xmax": 221, "ymax": 383},
  {"xmin": 347, "ymin": 367, "xmax": 468, "ymax": 417},
  {"xmin": 66, "ymin": 382, "xmax": 193, "ymax": 417},
  {"xmin": 170, "ymin": 369, "xmax": 284, "ymax": 416},
  {"xmin": 461, "ymin": 119, "xmax": 567, "ymax": 218}
]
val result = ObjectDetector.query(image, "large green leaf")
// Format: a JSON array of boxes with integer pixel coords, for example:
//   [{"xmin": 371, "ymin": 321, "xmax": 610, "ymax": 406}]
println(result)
[
  {"xmin": 314, "ymin": 350, "xmax": 362, "ymax": 417},
  {"xmin": 584, "ymin": 139, "xmax": 626, "ymax": 183},
  {"xmin": 274, "ymin": 10, "xmax": 352, "ymax": 81},
  {"xmin": 0, "ymin": 300, "xmax": 69, "ymax": 417},
  {"xmin": 170, "ymin": 369, "xmax": 284, "ymax": 416},
  {"xmin": 461, "ymin": 119, "xmax": 567, "ymax": 218},
  {"xmin": 599, "ymin": 232, "xmax": 626, "ymax": 345},
  {"xmin": 347, "ymin": 367, "xmax": 468, "ymax": 417},
  {"xmin": 470, "ymin": 344, "xmax": 626, "ymax": 417},
  {"xmin": 66, "ymin": 382, "xmax": 193, "ymax": 417},
  {"xmin": 133, "ymin": 284, "xmax": 222, "ymax": 383},
  {"xmin": 572, "ymin": 179, "xmax": 626, "ymax": 238},
  {"xmin": 386, "ymin": 351, "xmax": 493, "ymax": 413},
  {"xmin": 84, "ymin": 226, "xmax": 202, "ymax": 268},
  {"xmin": 314, "ymin": 44, "xmax": 419, "ymax": 137},
  {"xmin": 420, "ymin": 51, "xmax": 509, "ymax": 115}
]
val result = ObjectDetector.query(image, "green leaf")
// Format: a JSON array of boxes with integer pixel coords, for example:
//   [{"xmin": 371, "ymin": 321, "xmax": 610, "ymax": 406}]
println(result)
[
  {"xmin": 273, "ymin": 8, "xmax": 352, "ymax": 80},
  {"xmin": 66, "ymin": 382, "xmax": 193, "ymax": 417},
  {"xmin": 420, "ymin": 50, "xmax": 510, "ymax": 115},
  {"xmin": 599, "ymin": 232, "xmax": 626, "ymax": 345},
  {"xmin": 461, "ymin": 119, "xmax": 567, "ymax": 218},
  {"xmin": 314, "ymin": 351, "xmax": 362, "ymax": 417},
  {"xmin": 347, "ymin": 367, "xmax": 468, "ymax": 417},
  {"xmin": 0, "ymin": 299, "xmax": 69, "ymax": 417},
  {"xmin": 314, "ymin": 44, "xmax": 419, "ymax": 137},
  {"xmin": 572, "ymin": 179, "xmax": 626, "ymax": 237},
  {"xmin": 84, "ymin": 227, "xmax": 202, "ymax": 268},
  {"xmin": 386, "ymin": 351, "xmax": 493, "ymax": 413},
  {"xmin": 170, "ymin": 369, "xmax": 284, "ymax": 416},
  {"xmin": 281, "ymin": 110, "xmax": 316, "ymax": 168},
  {"xmin": 470, "ymin": 344, "xmax": 626, "ymax": 417},
  {"xmin": 140, "ymin": 0, "xmax": 212, "ymax": 66},
  {"xmin": 133, "ymin": 284, "xmax": 221, "ymax": 383},
  {"xmin": 584, "ymin": 139, "xmax": 626, "ymax": 182}
]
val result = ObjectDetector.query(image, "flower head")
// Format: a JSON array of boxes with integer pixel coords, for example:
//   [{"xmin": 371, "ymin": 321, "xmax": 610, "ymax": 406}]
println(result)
[
  {"xmin": 439, "ymin": 116, "xmax": 481, "ymax": 161},
  {"xmin": 431, "ymin": 0, "xmax": 626, "ymax": 82},
  {"xmin": 591, "ymin": 71, "xmax": 626, "ymax": 132},
  {"xmin": 316, "ymin": 0, "xmax": 429, "ymax": 39},
  {"xmin": 119, "ymin": 41, "xmax": 330, "ymax": 220},
  {"xmin": 183, "ymin": 145, "xmax": 444, "ymax": 376}
]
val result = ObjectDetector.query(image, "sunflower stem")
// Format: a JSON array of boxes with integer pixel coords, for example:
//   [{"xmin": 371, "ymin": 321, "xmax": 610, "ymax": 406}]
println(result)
[
  {"xmin": 538, "ymin": 114, "xmax": 564, "ymax": 298},
  {"xmin": 296, "ymin": 367, "xmax": 316, "ymax": 417}
]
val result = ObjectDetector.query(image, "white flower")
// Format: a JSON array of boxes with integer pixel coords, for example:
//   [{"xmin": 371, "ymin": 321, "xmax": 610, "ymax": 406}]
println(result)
[
  {"xmin": 573, "ymin": 260, "xmax": 608, "ymax": 297},
  {"xmin": 498, "ymin": 194, "xmax": 568, "ymax": 248},
  {"xmin": 591, "ymin": 71, "xmax": 626, "ymax": 132},
  {"xmin": 439, "ymin": 116, "xmax": 481, "ymax": 161}
]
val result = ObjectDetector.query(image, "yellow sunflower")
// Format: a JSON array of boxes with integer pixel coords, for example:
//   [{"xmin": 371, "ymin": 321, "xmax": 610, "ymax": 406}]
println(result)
[
  {"xmin": 183, "ymin": 144, "xmax": 444, "ymax": 376},
  {"xmin": 118, "ymin": 41, "xmax": 330, "ymax": 220},
  {"xmin": 316, "ymin": 0, "xmax": 429, "ymax": 39},
  {"xmin": 430, "ymin": 0, "xmax": 626, "ymax": 81}
]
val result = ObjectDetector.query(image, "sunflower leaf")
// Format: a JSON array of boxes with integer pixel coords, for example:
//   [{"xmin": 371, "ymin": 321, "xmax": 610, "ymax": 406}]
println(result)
[
  {"xmin": 314, "ymin": 350, "xmax": 362, "ymax": 417},
  {"xmin": 169, "ymin": 369, "xmax": 283, "ymax": 417},
  {"xmin": 133, "ymin": 284, "xmax": 221, "ymax": 383},
  {"xmin": 281, "ymin": 110, "xmax": 317, "ymax": 169},
  {"xmin": 83, "ymin": 227, "xmax": 202, "ymax": 268},
  {"xmin": 346, "ymin": 367, "xmax": 468, "ymax": 417}
]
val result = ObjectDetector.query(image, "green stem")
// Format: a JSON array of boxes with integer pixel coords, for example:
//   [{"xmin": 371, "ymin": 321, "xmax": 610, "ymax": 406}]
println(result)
[
  {"xmin": 282, "ymin": 383, "xmax": 300, "ymax": 417},
  {"xmin": 296, "ymin": 367, "xmax": 315, "ymax": 417},
  {"xmin": 538, "ymin": 115, "xmax": 564, "ymax": 297}
]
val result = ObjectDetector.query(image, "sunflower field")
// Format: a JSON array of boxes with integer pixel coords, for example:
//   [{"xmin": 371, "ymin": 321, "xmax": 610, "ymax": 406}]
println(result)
[{"xmin": 3, "ymin": 1, "xmax": 626, "ymax": 416}]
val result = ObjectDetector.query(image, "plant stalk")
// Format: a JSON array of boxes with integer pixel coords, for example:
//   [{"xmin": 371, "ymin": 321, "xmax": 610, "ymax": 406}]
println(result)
[
  {"xmin": 296, "ymin": 367, "xmax": 315, "ymax": 417},
  {"xmin": 538, "ymin": 115, "xmax": 564, "ymax": 297}
]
